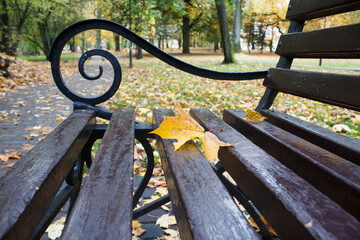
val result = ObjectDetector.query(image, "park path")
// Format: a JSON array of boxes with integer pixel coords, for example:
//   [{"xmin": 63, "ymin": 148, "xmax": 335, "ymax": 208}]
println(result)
[{"xmin": 0, "ymin": 83, "xmax": 72, "ymax": 175}]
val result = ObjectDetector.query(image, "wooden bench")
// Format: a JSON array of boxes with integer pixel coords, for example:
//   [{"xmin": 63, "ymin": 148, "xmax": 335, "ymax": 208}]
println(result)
[{"xmin": 0, "ymin": 0, "xmax": 359, "ymax": 239}]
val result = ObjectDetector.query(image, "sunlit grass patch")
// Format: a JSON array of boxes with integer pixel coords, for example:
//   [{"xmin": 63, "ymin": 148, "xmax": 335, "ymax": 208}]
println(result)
[{"xmin": 105, "ymin": 55, "xmax": 359, "ymax": 140}]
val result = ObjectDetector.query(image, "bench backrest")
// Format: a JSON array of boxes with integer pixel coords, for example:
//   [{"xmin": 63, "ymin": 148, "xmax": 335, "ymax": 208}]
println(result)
[{"xmin": 256, "ymin": 0, "xmax": 360, "ymax": 112}]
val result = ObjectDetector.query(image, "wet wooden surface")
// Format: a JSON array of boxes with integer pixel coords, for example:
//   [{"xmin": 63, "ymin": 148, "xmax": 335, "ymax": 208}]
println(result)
[
  {"xmin": 260, "ymin": 109, "xmax": 360, "ymax": 164},
  {"xmin": 264, "ymin": 68, "xmax": 360, "ymax": 111},
  {"xmin": 286, "ymin": 0, "xmax": 360, "ymax": 21},
  {"xmin": 61, "ymin": 110, "xmax": 135, "ymax": 240},
  {"xmin": 153, "ymin": 109, "xmax": 260, "ymax": 240},
  {"xmin": 276, "ymin": 23, "xmax": 360, "ymax": 58},
  {"xmin": 224, "ymin": 109, "xmax": 360, "ymax": 221},
  {"xmin": 0, "ymin": 109, "xmax": 95, "ymax": 240},
  {"xmin": 190, "ymin": 109, "xmax": 360, "ymax": 240}
]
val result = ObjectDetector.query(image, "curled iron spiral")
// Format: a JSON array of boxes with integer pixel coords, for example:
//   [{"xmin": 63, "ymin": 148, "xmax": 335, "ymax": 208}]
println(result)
[{"xmin": 49, "ymin": 19, "xmax": 267, "ymax": 105}]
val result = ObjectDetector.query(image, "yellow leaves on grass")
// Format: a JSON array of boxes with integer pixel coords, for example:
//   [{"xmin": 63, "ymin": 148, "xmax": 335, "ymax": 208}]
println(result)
[
  {"xmin": 150, "ymin": 104, "xmax": 232, "ymax": 160},
  {"xmin": 243, "ymin": 109, "xmax": 266, "ymax": 122}
]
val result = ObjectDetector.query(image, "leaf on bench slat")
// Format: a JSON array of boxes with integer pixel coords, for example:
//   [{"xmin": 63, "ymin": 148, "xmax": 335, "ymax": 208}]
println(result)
[
  {"xmin": 244, "ymin": 109, "xmax": 267, "ymax": 122},
  {"xmin": 150, "ymin": 104, "xmax": 232, "ymax": 160}
]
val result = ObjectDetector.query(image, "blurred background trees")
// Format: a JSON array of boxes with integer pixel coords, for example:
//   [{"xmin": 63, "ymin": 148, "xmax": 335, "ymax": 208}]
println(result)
[{"xmin": 1, "ymin": 0, "xmax": 359, "ymax": 62}]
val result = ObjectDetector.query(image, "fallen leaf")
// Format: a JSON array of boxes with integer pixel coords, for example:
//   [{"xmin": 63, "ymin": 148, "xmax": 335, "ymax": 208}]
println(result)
[
  {"xmin": 150, "ymin": 104, "xmax": 232, "ymax": 160},
  {"xmin": 132, "ymin": 228, "xmax": 146, "ymax": 237},
  {"xmin": 163, "ymin": 229, "xmax": 179, "ymax": 238},
  {"xmin": 0, "ymin": 152, "xmax": 22, "ymax": 162},
  {"xmin": 156, "ymin": 186, "xmax": 168, "ymax": 196},
  {"xmin": 332, "ymin": 124, "xmax": 351, "ymax": 133},
  {"xmin": 22, "ymin": 144, "xmax": 35, "ymax": 151},
  {"xmin": 132, "ymin": 220, "xmax": 142, "ymax": 229},
  {"xmin": 45, "ymin": 216, "xmax": 66, "ymax": 240},
  {"xmin": 244, "ymin": 109, "xmax": 267, "ymax": 122},
  {"xmin": 1, "ymin": 163, "xmax": 15, "ymax": 169},
  {"xmin": 156, "ymin": 214, "xmax": 177, "ymax": 229},
  {"xmin": 132, "ymin": 220, "xmax": 146, "ymax": 237},
  {"xmin": 161, "ymin": 205, "xmax": 170, "ymax": 212}
]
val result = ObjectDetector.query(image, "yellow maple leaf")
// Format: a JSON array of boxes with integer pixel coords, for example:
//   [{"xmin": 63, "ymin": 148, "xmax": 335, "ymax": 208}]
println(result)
[
  {"xmin": 150, "ymin": 104, "xmax": 232, "ymax": 160},
  {"xmin": 244, "ymin": 109, "xmax": 267, "ymax": 122}
]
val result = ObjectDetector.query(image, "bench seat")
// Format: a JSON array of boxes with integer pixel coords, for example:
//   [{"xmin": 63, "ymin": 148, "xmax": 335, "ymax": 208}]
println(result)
[
  {"xmin": 153, "ymin": 109, "xmax": 260, "ymax": 240},
  {"xmin": 0, "ymin": 109, "xmax": 95, "ymax": 239},
  {"xmin": 61, "ymin": 110, "xmax": 135, "ymax": 239},
  {"xmin": 189, "ymin": 109, "xmax": 360, "ymax": 239}
]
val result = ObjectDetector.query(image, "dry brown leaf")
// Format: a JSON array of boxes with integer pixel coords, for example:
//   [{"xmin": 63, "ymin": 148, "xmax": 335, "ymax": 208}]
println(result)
[
  {"xmin": 0, "ymin": 152, "xmax": 22, "ymax": 162},
  {"xmin": 1, "ymin": 163, "xmax": 15, "ymax": 169}
]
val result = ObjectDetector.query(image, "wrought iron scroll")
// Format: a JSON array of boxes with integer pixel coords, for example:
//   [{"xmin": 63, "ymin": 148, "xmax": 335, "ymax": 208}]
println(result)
[{"xmin": 50, "ymin": 19, "xmax": 267, "ymax": 105}]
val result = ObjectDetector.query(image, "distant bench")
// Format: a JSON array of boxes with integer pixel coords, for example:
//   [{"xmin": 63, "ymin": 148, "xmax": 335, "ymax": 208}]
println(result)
[{"xmin": 0, "ymin": 0, "xmax": 359, "ymax": 239}]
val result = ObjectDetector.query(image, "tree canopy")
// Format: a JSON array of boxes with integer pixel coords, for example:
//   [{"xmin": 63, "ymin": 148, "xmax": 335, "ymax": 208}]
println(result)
[{"xmin": 1, "ymin": 0, "xmax": 358, "ymax": 61}]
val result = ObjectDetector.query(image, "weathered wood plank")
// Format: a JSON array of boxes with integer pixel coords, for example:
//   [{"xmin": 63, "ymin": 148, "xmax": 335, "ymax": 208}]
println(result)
[
  {"xmin": 0, "ymin": 109, "xmax": 95, "ymax": 240},
  {"xmin": 153, "ymin": 109, "xmax": 260, "ymax": 240},
  {"xmin": 190, "ymin": 109, "xmax": 360, "ymax": 240},
  {"xmin": 61, "ymin": 109, "xmax": 135, "ymax": 240},
  {"xmin": 286, "ymin": 0, "xmax": 360, "ymax": 21},
  {"xmin": 260, "ymin": 109, "xmax": 360, "ymax": 165},
  {"xmin": 264, "ymin": 68, "xmax": 360, "ymax": 111},
  {"xmin": 223, "ymin": 109, "xmax": 360, "ymax": 220},
  {"xmin": 276, "ymin": 23, "xmax": 360, "ymax": 58}
]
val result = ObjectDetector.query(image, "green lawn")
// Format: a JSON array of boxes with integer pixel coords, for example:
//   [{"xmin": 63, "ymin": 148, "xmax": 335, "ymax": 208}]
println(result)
[
  {"xmin": 101, "ymin": 52, "xmax": 359, "ymax": 140},
  {"xmin": 18, "ymin": 52, "xmax": 80, "ymax": 61}
]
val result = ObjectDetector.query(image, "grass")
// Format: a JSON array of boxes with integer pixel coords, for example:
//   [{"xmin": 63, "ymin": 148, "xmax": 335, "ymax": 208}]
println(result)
[
  {"xmin": 18, "ymin": 52, "xmax": 80, "ymax": 61},
  {"xmin": 96, "ymin": 52, "xmax": 359, "ymax": 140}
]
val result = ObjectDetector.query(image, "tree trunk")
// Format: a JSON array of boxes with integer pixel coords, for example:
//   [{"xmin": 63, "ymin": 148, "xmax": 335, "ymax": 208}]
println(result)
[
  {"xmin": 114, "ymin": 35, "xmax": 120, "ymax": 51},
  {"xmin": 215, "ymin": 0, "xmax": 235, "ymax": 63},
  {"xmin": 214, "ymin": 41, "xmax": 219, "ymax": 52},
  {"xmin": 136, "ymin": 45, "xmax": 143, "ymax": 59},
  {"xmin": 71, "ymin": 37, "xmax": 76, "ymax": 52},
  {"xmin": 158, "ymin": 35, "xmax": 161, "ymax": 49},
  {"xmin": 269, "ymin": 28, "xmax": 274, "ymax": 52},
  {"xmin": 0, "ymin": 0, "xmax": 12, "ymax": 55},
  {"xmin": 182, "ymin": 15, "xmax": 190, "ymax": 53},
  {"xmin": 232, "ymin": 0, "xmax": 242, "ymax": 53},
  {"xmin": 96, "ymin": 8, "xmax": 101, "ymax": 48},
  {"xmin": 38, "ymin": 22, "xmax": 51, "ymax": 60}
]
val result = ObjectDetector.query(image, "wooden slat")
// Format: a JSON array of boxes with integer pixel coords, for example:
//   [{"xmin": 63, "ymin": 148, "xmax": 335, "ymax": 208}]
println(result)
[
  {"xmin": 276, "ymin": 23, "xmax": 360, "ymax": 58},
  {"xmin": 61, "ymin": 109, "xmax": 135, "ymax": 240},
  {"xmin": 0, "ymin": 109, "xmax": 95, "ymax": 240},
  {"xmin": 286, "ymin": 0, "xmax": 360, "ymax": 21},
  {"xmin": 190, "ymin": 109, "xmax": 360, "ymax": 240},
  {"xmin": 264, "ymin": 68, "xmax": 360, "ymax": 111},
  {"xmin": 223, "ymin": 109, "xmax": 360, "ymax": 220},
  {"xmin": 153, "ymin": 109, "xmax": 260, "ymax": 240},
  {"xmin": 260, "ymin": 109, "xmax": 360, "ymax": 165}
]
